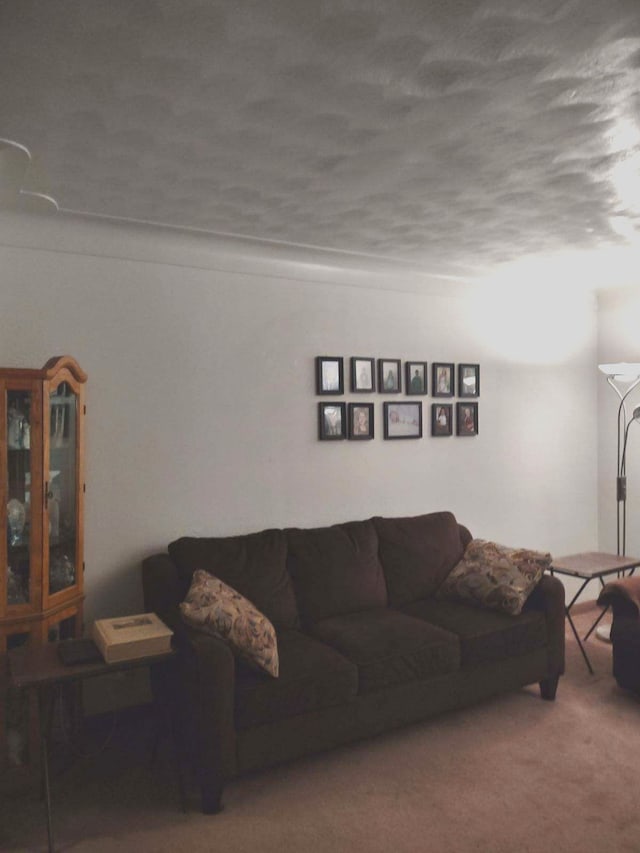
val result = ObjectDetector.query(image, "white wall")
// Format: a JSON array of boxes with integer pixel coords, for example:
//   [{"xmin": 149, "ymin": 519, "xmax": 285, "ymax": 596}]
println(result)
[
  {"xmin": 597, "ymin": 286, "xmax": 640, "ymax": 557},
  {"xmin": 0, "ymin": 212, "xmax": 599, "ymax": 628}
]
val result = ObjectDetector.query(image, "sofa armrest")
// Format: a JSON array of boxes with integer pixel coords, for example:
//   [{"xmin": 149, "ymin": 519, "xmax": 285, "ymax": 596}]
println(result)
[
  {"xmin": 597, "ymin": 577, "xmax": 640, "ymax": 622},
  {"xmin": 523, "ymin": 574, "xmax": 565, "ymax": 677},
  {"xmin": 596, "ymin": 579, "xmax": 640, "ymax": 693},
  {"xmin": 181, "ymin": 627, "xmax": 238, "ymax": 800},
  {"xmin": 603, "ymin": 619, "xmax": 640, "ymax": 693},
  {"xmin": 142, "ymin": 553, "xmax": 237, "ymax": 811}
]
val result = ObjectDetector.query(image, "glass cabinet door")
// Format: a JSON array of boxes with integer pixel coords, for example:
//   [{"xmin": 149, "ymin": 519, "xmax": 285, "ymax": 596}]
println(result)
[
  {"xmin": 47, "ymin": 381, "xmax": 78, "ymax": 596},
  {"xmin": 6, "ymin": 389, "xmax": 34, "ymax": 608}
]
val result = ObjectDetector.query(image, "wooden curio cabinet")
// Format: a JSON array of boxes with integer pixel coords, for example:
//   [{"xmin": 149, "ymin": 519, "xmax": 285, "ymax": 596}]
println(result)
[{"xmin": 0, "ymin": 356, "xmax": 86, "ymax": 770}]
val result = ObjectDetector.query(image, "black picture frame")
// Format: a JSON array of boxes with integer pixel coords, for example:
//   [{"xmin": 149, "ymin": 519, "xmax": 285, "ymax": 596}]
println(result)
[
  {"xmin": 456, "ymin": 402, "xmax": 478, "ymax": 436},
  {"xmin": 318, "ymin": 402, "xmax": 347, "ymax": 440},
  {"xmin": 351, "ymin": 357, "xmax": 376, "ymax": 393},
  {"xmin": 458, "ymin": 363, "xmax": 480, "ymax": 397},
  {"xmin": 405, "ymin": 361, "xmax": 428, "ymax": 395},
  {"xmin": 378, "ymin": 359, "xmax": 402, "ymax": 393},
  {"xmin": 431, "ymin": 403, "xmax": 453, "ymax": 437},
  {"xmin": 432, "ymin": 362, "xmax": 454, "ymax": 397},
  {"xmin": 383, "ymin": 401, "xmax": 422, "ymax": 439},
  {"xmin": 348, "ymin": 403, "xmax": 374, "ymax": 440},
  {"xmin": 316, "ymin": 356, "xmax": 344, "ymax": 395}
]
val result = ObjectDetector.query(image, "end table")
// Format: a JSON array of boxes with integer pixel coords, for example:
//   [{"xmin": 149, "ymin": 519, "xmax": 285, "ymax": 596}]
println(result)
[
  {"xmin": 7, "ymin": 641, "xmax": 182, "ymax": 853},
  {"xmin": 549, "ymin": 551, "xmax": 640, "ymax": 674}
]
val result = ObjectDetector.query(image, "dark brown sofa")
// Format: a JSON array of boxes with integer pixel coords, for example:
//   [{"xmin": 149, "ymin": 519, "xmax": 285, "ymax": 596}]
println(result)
[{"xmin": 142, "ymin": 511, "xmax": 565, "ymax": 813}]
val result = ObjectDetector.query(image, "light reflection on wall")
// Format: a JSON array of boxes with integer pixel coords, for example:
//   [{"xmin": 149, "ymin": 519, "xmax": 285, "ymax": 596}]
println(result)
[
  {"xmin": 599, "ymin": 286, "xmax": 640, "ymax": 354},
  {"xmin": 466, "ymin": 250, "xmax": 606, "ymax": 364},
  {"xmin": 472, "ymin": 109, "xmax": 640, "ymax": 367}
]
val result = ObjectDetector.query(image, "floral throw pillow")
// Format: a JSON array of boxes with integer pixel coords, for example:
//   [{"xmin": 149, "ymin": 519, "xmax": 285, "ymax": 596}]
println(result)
[
  {"xmin": 437, "ymin": 539, "xmax": 552, "ymax": 616},
  {"xmin": 180, "ymin": 569, "xmax": 279, "ymax": 677}
]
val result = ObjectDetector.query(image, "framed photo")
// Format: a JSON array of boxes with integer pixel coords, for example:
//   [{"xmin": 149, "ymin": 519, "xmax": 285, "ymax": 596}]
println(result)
[
  {"xmin": 458, "ymin": 363, "xmax": 480, "ymax": 397},
  {"xmin": 348, "ymin": 403, "xmax": 374, "ymax": 440},
  {"xmin": 351, "ymin": 357, "xmax": 376, "ymax": 393},
  {"xmin": 378, "ymin": 359, "xmax": 402, "ymax": 393},
  {"xmin": 456, "ymin": 402, "xmax": 478, "ymax": 436},
  {"xmin": 405, "ymin": 361, "xmax": 428, "ymax": 395},
  {"xmin": 458, "ymin": 364, "xmax": 480, "ymax": 397},
  {"xmin": 318, "ymin": 402, "xmax": 346, "ymax": 440},
  {"xmin": 383, "ymin": 401, "xmax": 422, "ymax": 439},
  {"xmin": 431, "ymin": 403, "xmax": 453, "ymax": 437},
  {"xmin": 432, "ymin": 362, "xmax": 454, "ymax": 397},
  {"xmin": 316, "ymin": 356, "xmax": 344, "ymax": 395}
]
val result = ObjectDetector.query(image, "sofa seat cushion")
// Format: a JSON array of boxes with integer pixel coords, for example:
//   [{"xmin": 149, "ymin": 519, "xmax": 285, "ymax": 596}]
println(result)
[
  {"xmin": 286, "ymin": 519, "xmax": 388, "ymax": 625},
  {"xmin": 310, "ymin": 608, "xmax": 460, "ymax": 694},
  {"xmin": 400, "ymin": 597, "xmax": 547, "ymax": 669},
  {"xmin": 168, "ymin": 528, "xmax": 299, "ymax": 630},
  {"xmin": 372, "ymin": 512, "xmax": 466, "ymax": 607},
  {"xmin": 234, "ymin": 630, "xmax": 358, "ymax": 730}
]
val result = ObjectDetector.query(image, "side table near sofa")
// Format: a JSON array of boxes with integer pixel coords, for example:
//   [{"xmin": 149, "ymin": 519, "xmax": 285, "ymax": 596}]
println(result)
[
  {"xmin": 549, "ymin": 551, "xmax": 640, "ymax": 674},
  {"xmin": 7, "ymin": 642, "xmax": 181, "ymax": 853}
]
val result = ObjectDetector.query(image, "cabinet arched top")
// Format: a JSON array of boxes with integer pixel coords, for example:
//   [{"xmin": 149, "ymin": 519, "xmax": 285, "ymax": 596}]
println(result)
[{"xmin": 41, "ymin": 356, "xmax": 87, "ymax": 384}]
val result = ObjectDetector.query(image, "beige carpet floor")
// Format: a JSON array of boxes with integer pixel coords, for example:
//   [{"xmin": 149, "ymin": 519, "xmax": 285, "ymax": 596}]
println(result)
[{"xmin": 1, "ymin": 605, "xmax": 639, "ymax": 853}]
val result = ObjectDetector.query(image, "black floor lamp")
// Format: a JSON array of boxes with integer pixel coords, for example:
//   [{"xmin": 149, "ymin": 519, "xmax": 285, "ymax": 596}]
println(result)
[{"xmin": 597, "ymin": 362, "xmax": 640, "ymax": 640}]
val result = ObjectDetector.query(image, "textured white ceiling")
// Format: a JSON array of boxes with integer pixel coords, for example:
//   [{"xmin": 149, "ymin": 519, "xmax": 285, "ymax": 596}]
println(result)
[{"xmin": 2, "ymin": 0, "xmax": 640, "ymax": 278}]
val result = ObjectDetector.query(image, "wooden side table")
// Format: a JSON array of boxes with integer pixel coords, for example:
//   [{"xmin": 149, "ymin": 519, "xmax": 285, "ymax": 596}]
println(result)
[
  {"xmin": 7, "ymin": 641, "xmax": 181, "ymax": 853},
  {"xmin": 549, "ymin": 551, "xmax": 640, "ymax": 674}
]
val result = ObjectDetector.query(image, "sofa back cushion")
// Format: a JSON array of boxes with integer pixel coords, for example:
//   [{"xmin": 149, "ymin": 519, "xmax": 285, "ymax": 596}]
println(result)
[
  {"xmin": 372, "ymin": 511, "xmax": 466, "ymax": 607},
  {"xmin": 286, "ymin": 519, "xmax": 388, "ymax": 625},
  {"xmin": 168, "ymin": 528, "xmax": 299, "ymax": 630}
]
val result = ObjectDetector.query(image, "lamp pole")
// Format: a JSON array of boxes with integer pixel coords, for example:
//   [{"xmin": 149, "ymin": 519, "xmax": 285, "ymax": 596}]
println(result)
[
  {"xmin": 604, "ymin": 375, "xmax": 640, "ymax": 557},
  {"xmin": 598, "ymin": 364, "xmax": 640, "ymax": 643}
]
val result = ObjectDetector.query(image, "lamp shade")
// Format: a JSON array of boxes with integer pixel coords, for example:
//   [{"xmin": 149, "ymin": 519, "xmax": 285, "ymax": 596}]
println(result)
[{"xmin": 598, "ymin": 363, "xmax": 640, "ymax": 380}]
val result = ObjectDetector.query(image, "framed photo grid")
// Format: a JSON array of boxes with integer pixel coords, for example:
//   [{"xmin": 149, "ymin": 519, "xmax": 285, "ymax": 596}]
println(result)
[{"xmin": 315, "ymin": 355, "xmax": 478, "ymax": 441}]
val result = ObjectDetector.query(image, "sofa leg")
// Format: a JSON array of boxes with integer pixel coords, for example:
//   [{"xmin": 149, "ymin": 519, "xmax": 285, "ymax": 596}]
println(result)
[{"xmin": 539, "ymin": 675, "xmax": 559, "ymax": 701}]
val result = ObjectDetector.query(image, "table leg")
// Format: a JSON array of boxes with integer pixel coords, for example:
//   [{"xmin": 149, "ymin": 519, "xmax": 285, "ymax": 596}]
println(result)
[
  {"xmin": 38, "ymin": 685, "xmax": 56, "ymax": 853},
  {"xmin": 565, "ymin": 609, "xmax": 594, "ymax": 675},
  {"xmin": 583, "ymin": 578, "xmax": 609, "ymax": 642},
  {"xmin": 149, "ymin": 660, "xmax": 187, "ymax": 813},
  {"xmin": 562, "ymin": 576, "xmax": 595, "ymax": 674},
  {"xmin": 170, "ymin": 706, "xmax": 187, "ymax": 813}
]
